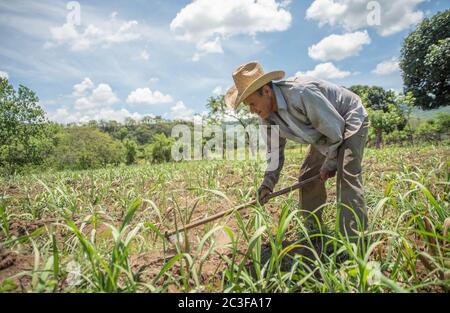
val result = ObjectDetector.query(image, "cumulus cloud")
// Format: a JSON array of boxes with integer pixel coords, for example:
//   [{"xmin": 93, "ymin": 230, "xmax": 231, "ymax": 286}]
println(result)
[
  {"xmin": 296, "ymin": 62, "xmax": 354, "ymax": 79},
  {"xmin": 306, "ymin": 0, "xmax": 424, "ymax": 36},
  {"xmin": 126, "ymin": 88, "xmax": 173, "ymax": 105},
  {"xmin": 308, "ymin": 31, "xmax": 371, "ymax": 61},
  {"xmin": 51, "ymin": 78, "xmax": 163, "ymax": 124},
  {"xmin": 49, "ymin": 107, "xmax": 146, "ymax": 124},
  {"xmin": 72, "ymin": 77, "xmax": 94, "ymax": 97},
  {"xmin": 46, "ymin": 13, "xmax": 141, "ymax": 51},
  {"xmin": 372, "ymin": 58, "xmax": 399, "ymax": 75},
  {"xmin": 170, "ymin": 101, "xmax": 194, "ymax": 120},
  {"xmin": 192, "ymin": 37, "xmax": 223, "ymax": 61},
  {"xmin": 170, "ymin": 0, "xmax": 292, "ymax": 60},
  {"xmin": 0, "ymin": 70, "xmax": 8, "ymax": 79},
  {"xmin": 73, "ymin": 79, "xmax": 119, "ymax": 110}
]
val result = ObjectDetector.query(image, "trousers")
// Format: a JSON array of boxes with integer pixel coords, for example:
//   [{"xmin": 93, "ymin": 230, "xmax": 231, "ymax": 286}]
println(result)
[{"xmin": 298, "ymin": 117, "xmax": 370, "ymax": 237}]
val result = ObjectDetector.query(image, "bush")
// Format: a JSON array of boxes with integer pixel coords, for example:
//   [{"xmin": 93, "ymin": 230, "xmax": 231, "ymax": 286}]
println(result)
[
  {"xmin": 0, "ymin": 78, "xmax": 56, "ymax": 174},
  {"xmin": 384, "ymin": 129, "xmax": 414, "ymax": 145},
  {"xmin": 146, "ymin": 133, "xmax": 175, "ymax": 163},
  {"xmin": 415, "ymin": 120, "xmax": 441, "ymax": 142},
  {"xmin": 124, "ymin": 139, "xmax": 138, "ymax": 165},
  {"xmin": 49, "ymin": 127, "xmax": 125, "ymax": 170}
]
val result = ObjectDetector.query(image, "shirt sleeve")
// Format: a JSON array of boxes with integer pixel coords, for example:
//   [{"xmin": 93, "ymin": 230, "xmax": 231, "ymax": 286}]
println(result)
[
  {"xmin": 260, "ymin": 120, "xmax": 286, "ymax": 191},
  {"xmin": 299, "ymin": 86, "xmax": 345, "ymax": 172}
]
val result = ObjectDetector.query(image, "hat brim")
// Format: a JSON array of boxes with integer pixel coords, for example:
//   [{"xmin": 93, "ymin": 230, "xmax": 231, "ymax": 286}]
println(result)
[{"xmin": 225, "ymin": 70, "xmax": 285, "ymax": 110}]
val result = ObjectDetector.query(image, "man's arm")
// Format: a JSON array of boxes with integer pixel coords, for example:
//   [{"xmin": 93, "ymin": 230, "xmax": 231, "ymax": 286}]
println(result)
[
  {"xmin": 260, "ymin": 121, "xmax": 287, "ymax": 191},
  {"xmin": 299, "ymin": 86, "xmax": 345, "ymax": 172}
]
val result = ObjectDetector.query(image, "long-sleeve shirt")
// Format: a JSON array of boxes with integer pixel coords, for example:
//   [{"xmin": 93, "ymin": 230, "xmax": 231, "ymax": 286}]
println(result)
[{"xmin": 260, "ymin": 75, "xmax": 368, "ymax": 191}]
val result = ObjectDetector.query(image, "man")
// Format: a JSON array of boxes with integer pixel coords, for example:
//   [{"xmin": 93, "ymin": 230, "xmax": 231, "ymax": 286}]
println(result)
[{"xmin": 225, "ymin": 61, "xmax": 370, "ymax": 238}]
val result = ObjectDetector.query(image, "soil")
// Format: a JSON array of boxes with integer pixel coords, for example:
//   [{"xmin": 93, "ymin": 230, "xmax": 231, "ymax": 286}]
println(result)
[
  {"xmin": 8, "ymin": 218, "xmax": 60, "ymax": 238},
  {"xmin": 0, "ymin": 249, "xmax": 34, "ymax": 292}
]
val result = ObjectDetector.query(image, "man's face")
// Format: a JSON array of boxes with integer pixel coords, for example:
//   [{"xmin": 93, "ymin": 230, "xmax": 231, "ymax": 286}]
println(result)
[{"xmin": 243, "ymin": 85, "xmax": 274, "ymax": 120}]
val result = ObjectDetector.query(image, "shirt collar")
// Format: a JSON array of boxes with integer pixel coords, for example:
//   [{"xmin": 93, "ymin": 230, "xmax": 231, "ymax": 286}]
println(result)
[
  {"xmin": 273, "ymin": 83, "xmax": 287, "ymax": 111},
  {"xmin": 264, "ymin": 83, "xmax": 287, "ymax": 123}
]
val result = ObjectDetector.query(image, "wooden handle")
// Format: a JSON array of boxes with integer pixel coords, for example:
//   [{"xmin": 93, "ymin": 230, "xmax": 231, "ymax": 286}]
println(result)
[{"xmin": 165, "ymin": 174, "xmax": 320, "ymax": 238}]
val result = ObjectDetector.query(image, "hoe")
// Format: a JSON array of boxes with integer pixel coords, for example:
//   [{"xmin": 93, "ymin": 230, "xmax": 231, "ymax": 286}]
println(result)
[{"xmin": 164, "ymin": 174, "xmax": 320, "ymax": 242}]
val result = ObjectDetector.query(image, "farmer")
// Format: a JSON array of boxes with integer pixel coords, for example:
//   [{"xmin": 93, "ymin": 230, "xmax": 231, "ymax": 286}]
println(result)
[{"xmin": 225, "ymin": 61, "xmax": 370, "ymax": 238}]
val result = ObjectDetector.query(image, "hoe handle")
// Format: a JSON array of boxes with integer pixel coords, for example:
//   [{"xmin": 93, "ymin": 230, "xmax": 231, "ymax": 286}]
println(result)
[{"xmin": 165, "ymin": 174, "xmax": 320, "ymax": 238}]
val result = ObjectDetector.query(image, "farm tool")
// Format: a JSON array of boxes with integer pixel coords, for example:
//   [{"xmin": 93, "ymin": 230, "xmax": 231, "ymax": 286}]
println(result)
[
  {"xmin": 164, "ymin": 174, "xmax": 321, "ymax": 241},
  {"xmin": 136, "ymin": 174, "xmax": 320, "ymax": 267}
]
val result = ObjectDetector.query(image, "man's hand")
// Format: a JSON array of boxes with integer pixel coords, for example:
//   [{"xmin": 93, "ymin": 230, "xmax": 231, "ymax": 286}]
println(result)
[
  {"xmin": 256, "ymin": 185, "xmax": 272, "ymax": 205},
  {"xmin": 320, "ymin": 168, "xmax": 336, "ymax": 182}
]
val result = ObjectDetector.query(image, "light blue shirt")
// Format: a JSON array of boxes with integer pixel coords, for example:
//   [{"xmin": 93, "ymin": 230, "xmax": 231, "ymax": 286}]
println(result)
[{"xmin": 260, "ymin": 75, "xmax": 368, "ymax": 190}]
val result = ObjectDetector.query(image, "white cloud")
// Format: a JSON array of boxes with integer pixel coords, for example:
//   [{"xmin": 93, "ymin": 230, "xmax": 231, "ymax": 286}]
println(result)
[
  {"xmin": 372, "ymin": 58, "xmax": 399, "ymax": 75},
  {"xmin": 126, "ymin": 88, "xmax": 173, "ymax": 105},
  {"xmin": 72, "ymin": 77, "xmax": 94, "ymax": 97},
  {"xmin": 297, "ymin": 62, "xmax": 353, "ymax": 79},
  {"xmin": 74, "ymin": 81, "xmax": 119, "ymax": 110},
  {"xmin": 49, "ymin": 107, "xmax": 146, "ymax": 124},
  {"xmin": 170, "ymin": 0, "xmax": 292, "ymax": 60},
  {"xmin": 308, "ymin": 31, "xmax": 371, "ymax": 61},
  {"xmin": 212, "ymin": 86, "xmax": 223, "ymax": 96},
  {"xmin": 91, "ymin": 84, "xmax": 119, "ymax": 104},
  {"xmin": 0, "ymin": 70, "xmax": 8, "ymax": 79},
  {"xmin": 306, "ymin": 0, "xmax": 424, "ymax": 37},
  {"xmin": 170, "ymin": 101, "xmax": 194, "ymax": 120},
  {"xmin": 47, "ymin": 13, "xmax": 141, "ymax": 51},
  {"xmin": 192, "ymin": 37, "xmax": 223, "ymax": 61}
]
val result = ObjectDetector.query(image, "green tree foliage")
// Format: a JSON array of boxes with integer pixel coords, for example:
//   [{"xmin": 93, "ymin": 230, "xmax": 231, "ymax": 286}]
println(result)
[
  {"xmin": 400, "ymin": 10, "xmax": 450, "ymax": 110},
  {"xmin": 350, "ymin": 85, "xmax": 412, "ymax": 148},
  {"xmin": 206, "ymin": 95, "xmax": 258, "ymax": 127},
  {"xmin": 0, "ymin": 78, "xmax": 55, "ymax": 174},
  {"xmin": 416, "ymin": 112, "xmax": 450, "ymax": 141},
  {"xmin": 134, "ymin": 124, "xmax": 153, "ymax": 145},
  {"xmin": 349, "ymin": 85, "xmax": 396, "ymax": 112},
  {"xmin": 146, "ymin": 133, "xmax": 175, "ymax": 163},
  {"xmin": 206, "ymin": 95, "xmax": 259, "ymax": 158},
  {"xmin": 91, "ymin": 115, "xmax": 175, "ymax": 146},
  {"xmin": 435, "ymin": 112, "xmax": 450, "ymax": 133},
  {"xmin": 123, "ymin": 139, "xmax": 138, "ymax": 165},
  {"xmin": 49, "ymin": 127, "xmax": 125, "ymax": 170}
]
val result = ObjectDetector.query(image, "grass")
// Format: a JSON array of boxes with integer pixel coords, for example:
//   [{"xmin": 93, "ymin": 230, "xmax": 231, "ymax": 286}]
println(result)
[{"xmin": 0, "ymin": 143, "xmax": 448, "ymax": 293}]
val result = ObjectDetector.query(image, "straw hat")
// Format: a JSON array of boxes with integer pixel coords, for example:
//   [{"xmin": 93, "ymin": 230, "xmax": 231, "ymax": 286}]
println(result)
[{"xmin": 225, "ymin": 61, "xmax": 285, "ymax": 110}]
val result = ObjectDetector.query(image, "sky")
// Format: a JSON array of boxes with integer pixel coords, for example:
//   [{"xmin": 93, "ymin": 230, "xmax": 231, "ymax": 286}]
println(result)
[{"xmin": 0, "ymin": 0, "xmax": 449, "ymax": 124}]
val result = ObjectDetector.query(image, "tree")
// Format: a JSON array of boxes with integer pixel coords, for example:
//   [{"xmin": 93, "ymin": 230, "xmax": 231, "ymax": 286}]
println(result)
[
  {"xmin": 134, "ymin": 124, "xmax": 153, "ymax": 145},
  {"xmin": 206, "ymin": 95, "xmax": 258, "ymax": 127},
  {"xmin": 87, "ymin": 120, "xmax": 99, "ymax": 128},
  {"xmin": 206, "ymin": 95, "xmax": 259, "ymax": 156},
  {"xmin": 49, "ymin": 127, "xmax": 124, "ymax": 170},
  {"xmin": 350, "ymin": 85, "xmax": 411, "ymax": 148},
  {"xmin": 146, "ymin": 133, "xmax": 175, "ymax": 163},
  {"xmin": 0, "ymin": 78, "xmax": 54, "ymax": 174},
  {"xmin": 400, "ymin": 10, "xmax": 450, "ymax": 110},
  {"xmin": 123, "ymin": 139, "xmax": 138, "ymax": 165},
  {"xmin": 349, "ymin": 85, "xmax": 396, "ymax": 112},
  {"xmin": 124, "ymin": 117, "xmax": 137, "ymax": 129},
  {"xmin": 366, "ymin": 104, "xmax": 408, "ymax": 148}
]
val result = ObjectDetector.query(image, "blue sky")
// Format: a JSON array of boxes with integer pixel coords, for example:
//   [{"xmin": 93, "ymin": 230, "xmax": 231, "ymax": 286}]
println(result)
[{"xmin": 0, "ymin": 0, "xmax": 449, "ymax": 123}]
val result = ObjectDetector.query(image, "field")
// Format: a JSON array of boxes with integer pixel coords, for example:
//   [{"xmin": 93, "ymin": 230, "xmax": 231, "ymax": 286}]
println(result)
[{"xmin": 0, "ymin": 144, "xmax": 448, "ymax": 293}]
